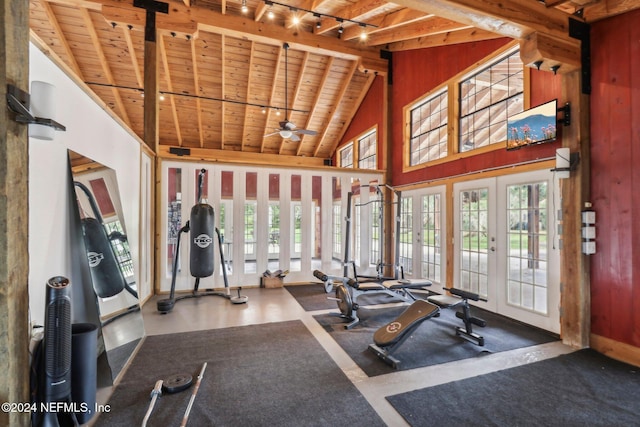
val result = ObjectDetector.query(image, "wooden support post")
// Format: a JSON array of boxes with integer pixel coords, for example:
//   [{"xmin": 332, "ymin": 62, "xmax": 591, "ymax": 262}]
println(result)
[
  {"xmin": 560, "ymin": 69, "xmax": 591, "ymax": 347},
  {"xmin": 0, "ymin": 0, "xmax": 31, "ymax": 425}
]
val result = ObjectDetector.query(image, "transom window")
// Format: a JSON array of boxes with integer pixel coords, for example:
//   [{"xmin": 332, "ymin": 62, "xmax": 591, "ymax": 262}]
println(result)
[
  {"xmin": 459, "ymin": 49, "xmax": 524, "ymax": 152},
  {"xmin": 338, "ymin": 128, "xmax": 377, "ymax": 169},
  {"xmin": 339, "ymin": 143, "xmax": 353, "ymax": 168},
  {"xmin": 358, "ymin": 130, "xmax": 377, "ymax": 169},
  {"xmin": 409, "ymin": 90, "xmax": 448, "ymax": 166}
]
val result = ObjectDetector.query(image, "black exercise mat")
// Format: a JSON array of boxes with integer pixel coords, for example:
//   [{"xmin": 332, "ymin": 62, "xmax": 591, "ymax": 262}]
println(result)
[
  {"xmin": 387, "ymin": 349, "xmax": 640, "ymax": 426},
  {"xmin": 95, "ymin": 321, "xmax": 385, "ymax": 426},
  {"xmin": 314, "ymin": 305, "xmax": 558, "ymax": 376},
  {"xmin": 285, "ymin": 283, "xmax": 430, "ymax": 311}
]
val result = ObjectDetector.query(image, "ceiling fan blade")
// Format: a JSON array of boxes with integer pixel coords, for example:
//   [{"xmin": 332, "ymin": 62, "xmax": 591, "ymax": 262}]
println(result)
[
  {"xmin": 296, "ymin": 129, "xmax": 317, "ymax": 135},
  {"xmin": 264, "ymin": 131, "xmax": 280, "ymax": 137},
  {"xmin": 290, "ymin": 133, "xmax": 301, "ymax": 142}
]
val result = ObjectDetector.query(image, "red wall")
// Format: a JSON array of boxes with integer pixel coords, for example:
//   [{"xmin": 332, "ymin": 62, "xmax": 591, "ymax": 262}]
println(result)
[
  {"xmin": 390, "ymin": 39, "xmax": 561, "ymax": 186},
  {"xmin": 590, "ymin": 9, "xmax": 640, "ymax": 347},
  {"xmin": 336, "ymin": 75, "xmax": 385, "ymax": 168}
]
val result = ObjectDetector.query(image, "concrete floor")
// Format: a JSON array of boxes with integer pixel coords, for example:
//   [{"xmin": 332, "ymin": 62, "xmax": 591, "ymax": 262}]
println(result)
[{"xmin": 95, "ymin": 286, "xmax": 574, "ymax": 426}]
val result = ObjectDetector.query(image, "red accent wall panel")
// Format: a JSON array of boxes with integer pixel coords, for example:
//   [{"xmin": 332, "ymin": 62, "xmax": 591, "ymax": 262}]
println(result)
[
  {"xmin": 590, "ymin": 9, "xmax": 640, "ymax": 347},
  {"xmin": 336, "ymin": 75, "xmax": 385, "ymax": 168}
]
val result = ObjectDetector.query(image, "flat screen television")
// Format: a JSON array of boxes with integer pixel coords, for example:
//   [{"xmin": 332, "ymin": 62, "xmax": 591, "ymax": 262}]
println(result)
[{"xmin": 506, "ymin": 99, "xmax": 557, "ymax": 150}]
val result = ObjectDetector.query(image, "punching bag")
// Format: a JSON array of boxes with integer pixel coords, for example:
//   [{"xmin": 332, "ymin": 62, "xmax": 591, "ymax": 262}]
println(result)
[
  {"xmin": 74, "ymin": 181, "xmax": 127, "ymax": 298},
  {"xmin": 81, "ymin": 216, "xmax": 127, "ymax": 298},
  {"xmin": 189, "ymin": 169, "xmax": 215, "ymax": 278}
]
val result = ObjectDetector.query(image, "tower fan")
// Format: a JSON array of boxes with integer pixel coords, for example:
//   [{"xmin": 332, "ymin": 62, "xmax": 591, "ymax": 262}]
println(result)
[{"xmin": 34, "ymin": 276, "xmax": 77, "ymax": 427}]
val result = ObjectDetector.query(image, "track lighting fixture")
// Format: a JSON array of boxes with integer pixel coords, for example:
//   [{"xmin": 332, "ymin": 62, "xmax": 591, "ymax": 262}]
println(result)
[
  {"xmin": 550, "ymin": 65, "xmax": 560, "ymax": 75},
  {"xmin": 260, "ymin": 0, "xmax": 377, "ymax": 32},
  {"xmin": 533, "ymin": 60, "xmax": 543, "ymax": 70}
]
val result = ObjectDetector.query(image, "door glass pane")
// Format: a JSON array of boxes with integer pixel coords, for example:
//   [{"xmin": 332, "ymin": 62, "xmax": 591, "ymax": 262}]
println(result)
[
  {"xmin": 399, "ymin": 196, "xmax": 412, "ymax": 275},
  {"xmin": 368, "ymin": 181, "xmax": 379, "ymax": 270},
  {"xmin": 506, "ymin": 182, "xmax": 548, "ymax": 314},
  {"xmin": 459, "ymin": 188, "xmax": 489, "ymax": 296},
  {"xmin": 220, "ymin": 171, "xmax": 233, "ymax": 275},
  {"xmin": 245, "ymin": 172, "xmax": 257, "ymax": 274},
  {"xmin": 422, "ymin": 194, "xmax": 441, "ymax": 282},
  {"xmin": 312, "ymin": 176, "xmax": 322, "ymax": 270},
  {"xmin": 291, "ymin": 175, "xmax": 302, "ymax": 272},
  {"xmin": 268, "ymin": 174, "xmax": 280, "ymax": 271},
  {"xmin": 332, "ymin": 177, "xmax": 342, "ymax": 260},
  {"xmin": 167, "ymin": 167, "xmax": 182, "ymax": 277}
]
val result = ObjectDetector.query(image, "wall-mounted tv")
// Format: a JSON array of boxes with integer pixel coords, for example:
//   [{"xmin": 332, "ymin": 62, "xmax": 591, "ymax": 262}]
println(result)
[{"xmin": 507, "ymin": 99, "xmax": 557, "ymax": 150}]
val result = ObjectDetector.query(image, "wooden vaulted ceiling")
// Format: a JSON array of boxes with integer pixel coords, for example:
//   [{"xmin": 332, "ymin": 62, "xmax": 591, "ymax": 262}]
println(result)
[{"xmin": 28, "ymin": 0, "xmax": 638, "ymax": 163}]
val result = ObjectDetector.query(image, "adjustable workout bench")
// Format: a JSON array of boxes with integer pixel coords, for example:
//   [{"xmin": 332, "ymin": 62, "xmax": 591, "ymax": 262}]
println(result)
[
  {"xmin": 368, "ymin": 299, "xmax": 440, "ymax": 369},
  {"xmin": 313, "ymin": 270, "xmax": 432, "ymax": 329},
  {"xmin": 427, "ymin": 287, "xmax": 487, "ymax": 346},
  {"xmin": 368, "ymin": 287, "xmax": 487, "ymax": 369}
]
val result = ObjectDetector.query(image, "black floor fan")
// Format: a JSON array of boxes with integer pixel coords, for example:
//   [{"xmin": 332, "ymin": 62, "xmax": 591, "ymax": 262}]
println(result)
[{"xmin": 33, "ymin": 276, "xmax": 77, "ymax": 427}]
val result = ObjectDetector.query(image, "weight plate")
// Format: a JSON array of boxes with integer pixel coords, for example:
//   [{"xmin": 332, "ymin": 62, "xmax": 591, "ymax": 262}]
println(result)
[
  {"xmin": 335, "ymin": 285, "xmax": 353, "ymax": 318},
  {"xmin": 162, "ymin": 373, "xmax": 193, "ymax": 394}
]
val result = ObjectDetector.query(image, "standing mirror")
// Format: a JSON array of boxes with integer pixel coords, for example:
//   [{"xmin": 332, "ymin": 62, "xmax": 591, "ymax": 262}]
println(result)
[{"xmin": 68, "ymin": 150, "xmax": 145, "ymax": 384}]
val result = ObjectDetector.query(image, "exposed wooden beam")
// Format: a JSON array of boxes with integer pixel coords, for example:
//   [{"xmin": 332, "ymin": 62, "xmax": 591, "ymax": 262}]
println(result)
[
  {"xmin": 122, "ymin": 23, "xmax": 143, "ymax": 88},
  {"xmin": 392, "ymin": 0, "xmax": 573, "ymax": 40},
  {"xmin": 80, "ymin": 8, "xmax": 131, "ymax": 125},
  {"xmin": 95, "ymin": 0, "xmax": 388, "ymax": 73},
  {"xmin": 41, "ymin": 0, "xmax": 84, "ymax": 77},
  {"xmin": 315, "ymin": 0, "xmax": 389, "ymax": 34},
  {"xmin": 158, "ymin": 34, "xmax": 182, "ymax": 145},
  {"xmin": 386, "ymin": 27, "xmax": 504, "ymax": 51},
  {"xmin": 366, "ymin": 16, "xmax": 472, "ymax": 47},
  {"xmin": 241, "ymin": 41, "xmax": 255, "ymax": 151},
  {"xmin": 260, "ymin": 45, "xmax": 283, "ymax": 153},
  {"xmin": 220, "ymin": 34, "xmax": 226, "ymax": 150},
  {"xmin": 341, "ymin": 8, "xmax": 432, "ymax": 41},
  {"xmin": 314, "ymin": 60, "xmax": 357, "ymax": 157},
  {"xmin": 158, "ymin": 145, "xmax": 326, "ymax": 167},
  {"xmin": 189, "ymin": 37, "xmax": 204, "ymax": 147},
  {"xmin": 580, "ymin": 0, "xmax": 640, "ymax": 22},
  {"xmin": 520, "ymin": 31, "xmax": 580, "ymax": 73},
  {"xmin": 326, "ymin": 71, "xmax": 375, "ymax": 157},
  {"xmin": 282, "ymin": 51, "xmax": 310, "ymax": 154}
]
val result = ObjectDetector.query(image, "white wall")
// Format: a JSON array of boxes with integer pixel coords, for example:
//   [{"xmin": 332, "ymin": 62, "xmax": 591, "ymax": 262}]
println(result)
[{"xmin": 28, "ymin": 44, "xmax": 144, "ymax": 326}]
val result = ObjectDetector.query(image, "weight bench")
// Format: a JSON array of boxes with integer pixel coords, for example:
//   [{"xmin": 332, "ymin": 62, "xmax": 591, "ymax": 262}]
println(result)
[
  {"xmin": 427, "ymin": 287, "xmax": 487, "ymax": 346},
  {"xmin": 368, "ymin": 299, "xmax": 440, "ymax": 369},
  {"xmin": 319, "ymin": 270, "xmax": 432, "ymax": 329}
]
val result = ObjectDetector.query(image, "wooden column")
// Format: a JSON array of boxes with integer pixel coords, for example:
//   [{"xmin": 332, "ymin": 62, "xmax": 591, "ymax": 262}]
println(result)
[
  {"xmin": 0, "ymin": 0, "xmax": 31, "ymax": 425},
  {"xmin": 560, "ymin": 70, "xmax": 591, "ymax": 347},
  {"xmin": 144, "ymin": 38, "xmax": 159, "ymax": 152}
]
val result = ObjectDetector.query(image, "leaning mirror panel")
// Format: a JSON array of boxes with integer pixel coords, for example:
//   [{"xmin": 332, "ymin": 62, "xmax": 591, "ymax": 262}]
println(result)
[{"xmin": 68, "ymin": 150, "xmax": 145, "ymax": 385}]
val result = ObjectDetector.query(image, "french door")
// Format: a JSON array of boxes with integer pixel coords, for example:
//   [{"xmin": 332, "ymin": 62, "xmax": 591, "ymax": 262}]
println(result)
[{"xmin": 454, "ymin": 170, "xmax": 560, "ymax": 333}]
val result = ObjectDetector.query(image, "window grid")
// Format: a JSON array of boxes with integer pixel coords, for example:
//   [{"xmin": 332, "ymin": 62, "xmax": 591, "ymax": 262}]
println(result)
[
  {"xmin": 340, "ymin": 144, "xmax": 354, "ymax": 168},
  {"xmin": 399, "ymin": 197, "xmax": 413, "ymax": 275},
  {"xmin": 409, "ymin": 91, "xmax": 448, "ymax": 166},
  {"xmin": 333, "ymin": 204, "xmax": 341, "ymax": 256},
  {"xmin": 459, "ymin": 50, "xmax": 524, "ymax": 152},
  {"xmin": 459, "ymin": 189, "xmax": 489, "ymax": 297},
  {"xmin": 421, "ymin": 194, "xmax": 441, "ymax": 282},
  {"xmin": 370, "ymin": 199, "xmax": 381, "ymax": 268},
  {"xmin": 506, "ymin": 182, "xmax": 548, "ymax": 314},
  {"xmin": 358, "ymin": 131, "xmax": 377, "ymax": 169}
]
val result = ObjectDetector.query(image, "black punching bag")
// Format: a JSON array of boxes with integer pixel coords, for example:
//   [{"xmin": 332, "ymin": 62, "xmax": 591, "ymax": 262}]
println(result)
[
  {"xmin": 190, "ymin": 169, "xmax": 215, "ymax": 278},
  {"xmin": 74, "ymin": 181, "xmax": 126, "ymax": 298}
]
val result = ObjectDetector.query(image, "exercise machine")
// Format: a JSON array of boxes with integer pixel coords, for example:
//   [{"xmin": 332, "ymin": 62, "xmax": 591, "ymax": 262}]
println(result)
[
  {"xmin": 314, "ymin": 269, "xmax": 432, "ymax": 329},
  {"xmin": 157, "ymin": 169, "xmax": 247, "ymax": 314},
  {"xmin": 427, "ymin": 287, "xmax": 487, "ymax": 346},
  {"xmin": 368, "ymin": 287, "xmax": 487, "ymax": 369}
]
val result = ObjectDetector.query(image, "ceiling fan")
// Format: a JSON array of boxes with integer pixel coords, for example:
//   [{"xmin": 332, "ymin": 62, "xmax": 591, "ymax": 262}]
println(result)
[{"xmin": 264, "ymin": 43, "xmax": 318, "ymax": 142}]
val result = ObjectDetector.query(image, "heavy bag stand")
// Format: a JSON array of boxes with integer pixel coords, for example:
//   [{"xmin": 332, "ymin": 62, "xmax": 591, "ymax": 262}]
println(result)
[{"xmin": 157, "ymin": 170, "xmax": 247, "ymax": 314}]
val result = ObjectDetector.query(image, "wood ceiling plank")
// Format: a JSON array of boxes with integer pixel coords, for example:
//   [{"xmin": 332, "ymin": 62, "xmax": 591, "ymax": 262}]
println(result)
[
  {"xmin": 39, "ymin": 0, "xmax": 84, "ymax": 77},
  {"xmin": 313, "ymin": 58, "xmax": 356, "ymax": 157},
  {"xmin": 80, "ymin": 7, "xmax": 130, "ymax": 125},
  {"xmin": 241, "ymin": 40, "xmax": 255, "ymax": 151},
  {"xmin": 260, "ymin": 44, "xmax": 283, "ymax": 153},
  {"xmin": 387, "ymin": 27, "xmax": 504, "ymax": 51},
  {"xmin": 158, "ymin": 34, "xmax": 183, "ymax": 145},
  {"xmin": 190, "ymin": 36, "xmax": 204, "ymax": 147},
  {"xmin": 366, "ymin": 16, "xmax": 472, "ymax": 46}
]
